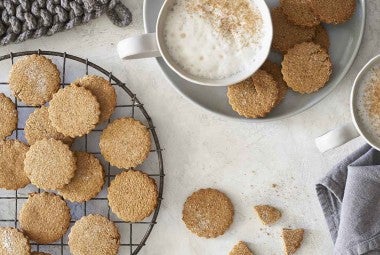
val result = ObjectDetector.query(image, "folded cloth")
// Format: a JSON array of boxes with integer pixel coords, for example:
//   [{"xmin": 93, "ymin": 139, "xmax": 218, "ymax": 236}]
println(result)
[{"xmin": 316, "ymin": 144, "xmax": 380, "ymax": 255}]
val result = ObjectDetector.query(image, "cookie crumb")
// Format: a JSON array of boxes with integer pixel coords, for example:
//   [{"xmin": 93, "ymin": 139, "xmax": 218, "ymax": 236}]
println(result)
[{"xmin": 254, "ymin": 205, "xmax": 282, "ymax": 225}]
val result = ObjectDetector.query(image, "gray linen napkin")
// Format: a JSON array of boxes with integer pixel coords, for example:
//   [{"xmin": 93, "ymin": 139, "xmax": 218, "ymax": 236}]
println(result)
[{"xmin": 316, "ymin": 144, "xmax": 380, "ymax": 255}]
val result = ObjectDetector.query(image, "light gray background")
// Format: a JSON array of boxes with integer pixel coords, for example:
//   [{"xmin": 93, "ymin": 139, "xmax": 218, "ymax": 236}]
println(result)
[{"xmin": 0, "ymin": 0, "xmax": 379, "ymax": 254}]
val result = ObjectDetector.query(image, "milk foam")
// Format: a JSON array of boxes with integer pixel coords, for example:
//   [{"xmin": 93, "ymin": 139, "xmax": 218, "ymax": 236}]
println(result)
[{"xmin": 163, "ymin": 0, "xmax": 263, "ymax": 80}]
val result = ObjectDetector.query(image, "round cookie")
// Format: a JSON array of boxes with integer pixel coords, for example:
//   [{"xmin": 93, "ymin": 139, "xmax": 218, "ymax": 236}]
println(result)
[
  {"xmin": 9, "ymin": 54, "xmax": 60, "ymax": 106},
  {"xmin": 310, "ymin": 0, "xmax": 356, "ymax": 24},
  {"xmin": 227, "ymin": 70, "xmax": 279, "ymax": 118},
  {"xmin": 73, "ymin": 75, "xmax": 117, "ymax": 123},
  {"xmin": 58, "ymin": 152, "xmax": 105, "ymax": 203},
  {"xmin": 19, "ymin": 192, "xmax": 71, "ymax": 244},
  {"xmin": 24, "ymin": 138, "xmax": 76, "ymax": 190},
  {"xmin": 182, "ymin": 188, "xmax": 234, "ymax": 238},
  {"xmin": 280, "ymin": 0, "xmax": 320, "ymax": 27},
  {"xmin": 48, "ymin": 84, "xmax": 100, "ymax": 138},
  {"xmin": 0, "ymin": 140, "xmax": 30, "ymax": 190},
  {"xmin": 271, "ymin": 7, "xmax": 316, "ymax": 53},
  {"xmin": 108, "ymin": 170, "xmax": 158, "ymax": 222},
  {"xmin": 260, "ymin": 60, "xmax": 288, "ymax": 106},
  {"xmin": 0, "ymin": 93, "xmax": 17, "ymax": 140},
  {"xmin": 313, "ymin": 25, "xmax": 330, "ymax": 51},
  {"xmin": 282, "ymin": 42, "xmax": 332, "ymax": 94},
  {"xmin": 68, "ymin": 214, "xmax": 120, "ymax": 255},
  {"xmin": 99, "ymin": 118, "xmax": 151, "ymax": 169},
  {"xmin": 25, "ymin": 106, "xmax": 73, "ymax": 145},
  {"xmin": 0, "ymin": 227, "xmax": 31, "ymax": 255}
]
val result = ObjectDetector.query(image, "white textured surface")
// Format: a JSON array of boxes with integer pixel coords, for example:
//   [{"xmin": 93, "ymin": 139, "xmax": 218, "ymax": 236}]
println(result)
[{"xmin": 0, "ymin": 0, "xmax": 379, "ymax": 254}]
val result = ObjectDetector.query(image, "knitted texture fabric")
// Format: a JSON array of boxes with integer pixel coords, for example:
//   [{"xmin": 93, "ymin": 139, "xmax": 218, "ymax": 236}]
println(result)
[{"xmin": 0, "ymin": 0, "xmax": 132, "ymax": 45}]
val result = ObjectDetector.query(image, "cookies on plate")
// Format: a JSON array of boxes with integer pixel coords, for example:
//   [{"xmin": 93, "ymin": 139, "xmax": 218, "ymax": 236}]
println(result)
[
  {"xmin": 282, "ymin": 42, "xmax": 332, "ymax": 94},
  {"xmin": 19, "ymin": 192, "xmax": 71, "ymax": 244},
  {"xmin": 0, "ymin": 227, "xmax": 31, "ymax": 255},
  {"xmin": 9, "ymin": 54, "xmax": 60, "ymax": 106},
  {"xmin": 280, "ymin": 0, "xmax": 320, "ymax": 27},
  {"xmin": 73, "ymin": 75, "xmax": 117, "ymax": 123},
  {"xmin": 227, "ymin": 70, "xmax": 279, "ymax": 118},
  {"xmin": 260, "ymin": 60, "xmax": 288, "ymax": 106},
  {"xmin": 310, "ymin": 0, "xmax": 356, "ymax": 24},
  {"xmin": 100, "ymin": 118, "xmax": 151, "ymax": 169},
  {"xmin": 68, "ymin": 214, "xmax": 120, "ymax": 255},
  {"xmin": 58, "ymin": 152, "xmax": 105, "ymax": 203},
  {"xmin": 48, "ymin": 84, "xmax": 100, "ymax": 138},
  {"xmin": 182, "ymin": 188, "xmax": 234, "ymax": 238},
  {"xmin": 0, "ymin": 93, "xmax": 17, "ymax": 140},
  {"xmin": 229, "ymin": 241, "xmax": 254, "ymax": 255},
  {"xmin": 24, "ymin": 138, "xmax": 76, "ymax": 190},
  {"xmin": 25, "ymin": 106, "xmax": 73, "ymax": 145},
  {"xmin": 108, "ymin": 170, "xmax": 158, "ymax": 222},
  {"xmin": 254, "ymin": 205, "xmax": 282, "ymax": 225},
  {"xmin": 0, "ymin": 139, "xmax": 30, "ymax": 190},
  {"xmin": 282, "ymin": 228, "xmax": 305, "ymax": 255}
]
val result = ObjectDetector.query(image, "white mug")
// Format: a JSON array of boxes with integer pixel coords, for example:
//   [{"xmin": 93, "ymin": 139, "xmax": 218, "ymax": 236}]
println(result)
[
  {"xmin": 316, "ymin": 55, "xmax": 380, "ymax": 152},
  {"xmin": 117, "ymin": 0, "xmax": 273, "ymax": 87}
]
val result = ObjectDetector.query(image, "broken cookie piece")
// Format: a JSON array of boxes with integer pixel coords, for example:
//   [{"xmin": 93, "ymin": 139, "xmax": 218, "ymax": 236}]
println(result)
[
  {"xmin": 229, "ymin": 241, "xmax": 254, "ymax": 255},
  {"xmin": 254, "ymin": 205, "xmax": 282, "ymax": 225},
  {"xmin": 282, "ymin": 228, "xmax": 304, "ymax": 255}
]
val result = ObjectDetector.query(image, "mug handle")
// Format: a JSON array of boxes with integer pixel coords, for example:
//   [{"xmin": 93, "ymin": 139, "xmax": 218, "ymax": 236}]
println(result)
[
  {"xmin": 117, "ymin": 33, "xmax": 161, "ymax": 60},
  {"xmin": 315, "ymin": 123, "xmax": 360, "ymax": 153}
]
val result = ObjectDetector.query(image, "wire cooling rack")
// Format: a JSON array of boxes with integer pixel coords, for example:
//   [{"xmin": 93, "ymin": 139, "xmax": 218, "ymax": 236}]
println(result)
[{"xmin": 0, "ymin": 50, "xmax": 164, "ymax": 255}]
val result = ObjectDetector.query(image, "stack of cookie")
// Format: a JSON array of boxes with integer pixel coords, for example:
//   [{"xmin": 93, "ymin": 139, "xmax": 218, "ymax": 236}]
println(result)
[
  {"xmin": 227, "ymin": 0, "xmax": 356, "ymax": 118},
  {"xmin": 0, "ymin": 54, "xmax": 158, "ymax": 255}
]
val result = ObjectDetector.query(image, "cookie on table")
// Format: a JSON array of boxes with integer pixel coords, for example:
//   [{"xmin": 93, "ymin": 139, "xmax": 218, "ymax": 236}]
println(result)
[
  {"xmin": 0, "ymin": 227, "xmax": 31, "ymax": 255},
  {"xmin": 229, "ymin": 241, "xmax": 254, "ymax": 255},
  {"xmin": 19, "ymin": 192, "xmax": 71, "ymax": 244},
  {"xmin": 108, "ymin": 170, "xmax": 158, "ymax": 222},
  {"xmin": 227, "ymin": 70, "xmax": 279, "ymax": 118},
  {"xmin": 271, "ymin": 7, "xmax": 315, "ymax": 53},
  {"xmin": 24, "ymin": 138, "xmax": 76, "ymax": 190},
  {"xmin": 182, "ymin": 188, "xmax": 234, "ymax": 238},
  {"xmin": 9, "ymin": 54, "xmax": 60, "ymax": 106},
  {"xmin": 254, "ymin": 205, "xmax": 282, "ymax": 225},
  {"xmin": 58, "ymin": 152, "xmax": 105, "ymax": 203},
  {"xmin": 280, "ymin": 0, "xmax": 320, "ymax": 27},
  {"xmin": 68, "ymin": 214, "xmax": 120, "ymax": 255},
  {"xmin": 313, "ymin": 25, "xmax": 330, "ymax": 51},
  {"xmin": 73, "ymin": 75, "xmax": 117, "ymax": 123},
  {"xmin": 25, "ymin": 106, "xmax": 73, "ymax": 145},
  {"xmin": 32, "ymin": 252, "xmax": 51, "ymax": 255},
  {"xmin": 260, "ymin": 60, "xmax": 288, "ymax": 106},
  {"xmin": 282, "ymin": 228, "xmax": 305, "ymax": 255},
  {"xmin": 310, "ymin": 0, "xmax": 356, "ymax": 24},
  {"xmin": 0, "ymin": 140, "xmax": 30, "ymax": 190},
  {"xmin": 282, "ymin": 42, "xmax": 332, "ymax": 94},
  {"xmin": 0, "ymin": 93, "xmax": 17, "ymax": 140},
  {"xmin": 48, "ymin": 84, "xmax": 100, "ymax": 138},
  {"xmin": 100, "ymin": 118, "xmax": 151, "ymax": 169}
]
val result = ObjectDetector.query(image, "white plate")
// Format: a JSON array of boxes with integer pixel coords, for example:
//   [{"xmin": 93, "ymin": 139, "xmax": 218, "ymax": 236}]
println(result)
[{"xmin": 143, "ymin": 0, "xmax": 366, "ymax": 122}]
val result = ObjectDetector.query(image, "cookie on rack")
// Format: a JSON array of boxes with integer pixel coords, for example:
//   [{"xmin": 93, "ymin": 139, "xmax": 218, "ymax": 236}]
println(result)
[
  {"xmin": 24, "ymin": 106, "xmax": 74, "ymax": 145},
  {"xmin": 58, "ymin": 152, "xmax": 105, "ymax": 203},
  {"xmin": 280, "ymin": 0, "xmax": 320, "ymax": 27},
  {"xmin": 229, "ymin": 241, "xmax": 254, "ymax": 255},
  {"xmin": 0, "ymin": 139, "xmax": 30, "ymax": 190},
  {"xmin": 182, "ymin": 188, "xmax": 234, "ymax": 238},
  {"xmin": 260, "ymin": 60, "xmax": 288, "ymax": 106},
  {"xmin": 108, "ymin": 170, "xmax": 158, "ymax": 222},
  {"xmin": 310, "ymin": 0, "xmax": 356, "ymax": 24},
  {"xmin": 19, "ymin": 192, "xmax": 71, "ymax": 244},
  {"xmin": 0, "ymin": 93, "xmax": 17, "ymax": 140},
  {"xmin": 254, "ymin": 205, "xmax": 282, "ymax": 225},
  {"xmin": 9, "ymin": 54, "xmax": 61, "ymax": 106},
  {"xmin": 0, "ymin": 227, "xmax": 31, "ymax": 255},
  {"xmin": 99, "ymin": 118, "xmax": 151, "ymax": 169},
  {"xmin": 282, "ymin": 228, "xmax": 305, "ymax": 255},
  {"xmin": 73, "ymin": 75, "xmax": 117, "ymax": 123},
  {"xmin": 282, "ymin": 42, "xmax": 332, "ymax": 94},
  {"xmin": 271, "ymin": 7, "xmax": 315, "ymax": 53},
  {"xmin": 32, "ymin": 252, "xmax": 51, "ymax": 255},
  {"xmin": 24, "ymin": 138, "xmax": 76, "ymax": 190},
  {"xmin": 227, "ymin": 70, "xmax": 279, "ymax": 118},
  {"xmin": 68, "ymin": 214, "xmax": 120, "ymax": 255},
  {"xmin": 313, "ymin": 25, "xmax": 330, "ymax": 51},
  {"xmin": 48, "ymin": 84, "xmax": 100, "ymax": 138}
]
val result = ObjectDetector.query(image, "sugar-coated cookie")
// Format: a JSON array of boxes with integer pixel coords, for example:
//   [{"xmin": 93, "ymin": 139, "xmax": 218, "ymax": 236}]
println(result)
[
  {"xmin": 0, "ymin": 93, "xmax": 17, "ymax": 140},
  {"xmin": 280, "ymin": 0, "xmax": 320, "ymax": 27},
  {"xmin": 282, "ymin": 228, "xmax": 305, "ymax": 255},
  {"xmin": 229, "ymin": 241, "xmax": 254, "ymax": 255},
  {"xmin": 254, "ymin": 205, "xmax": 282, "ymax": 225},
  {"xmin": 310, "ymin": 0, "xmax": 356, "ymax": 24}
]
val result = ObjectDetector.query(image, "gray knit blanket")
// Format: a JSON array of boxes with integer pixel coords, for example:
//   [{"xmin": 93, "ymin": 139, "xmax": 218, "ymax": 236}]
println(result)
[{"xmin": 0, "ymin": 0, "xmax": 132, "ymax": 45}]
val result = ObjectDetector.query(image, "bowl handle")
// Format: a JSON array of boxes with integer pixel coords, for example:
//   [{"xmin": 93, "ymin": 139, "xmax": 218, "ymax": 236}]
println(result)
[{"xmin": 117, "ymin": 33, "xmax": 161, "ymax": 60}]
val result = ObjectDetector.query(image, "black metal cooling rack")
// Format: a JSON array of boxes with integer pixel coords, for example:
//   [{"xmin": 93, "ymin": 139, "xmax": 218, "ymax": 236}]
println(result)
[{"xmin": 0, "ymin": 50, "xmax": 164, "ymax": 255}]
